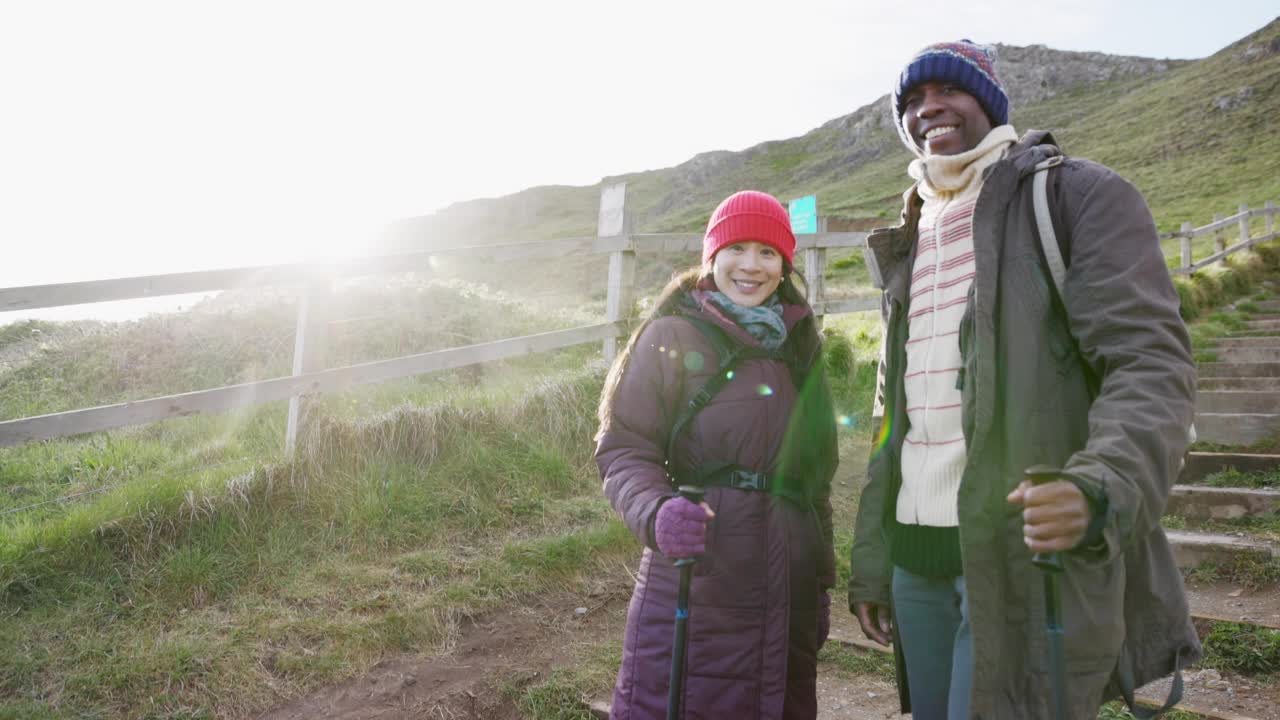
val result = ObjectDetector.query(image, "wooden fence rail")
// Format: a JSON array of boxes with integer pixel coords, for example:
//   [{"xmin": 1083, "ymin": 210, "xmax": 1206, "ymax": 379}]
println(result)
[
  {"xmin": 0, "ymin": 182, "xmax": 874, "ymax": 450},
  {"xmin": 1170, "ymin": 200, "xmax": 1278, "ymax": 275},
  {"xmin": 0, "ymin": 185, "xmax": 1272, "ymax": 450}
]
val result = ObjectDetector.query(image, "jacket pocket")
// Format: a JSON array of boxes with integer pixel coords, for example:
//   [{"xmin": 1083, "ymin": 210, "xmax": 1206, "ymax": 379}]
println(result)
[
  {"xmin": 1008, "ymin": 255, "xmax": 1076, "ymax": 373},
  {"xmin": 697, "ymin": 491, "xmax": 768, "ymax": 606}
]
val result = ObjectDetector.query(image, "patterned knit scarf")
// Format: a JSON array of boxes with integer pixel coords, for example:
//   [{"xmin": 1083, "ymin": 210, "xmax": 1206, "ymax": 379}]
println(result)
[
  {"xmin": 908, "ymin": 124, "xmax": 1018, "ymax": 198},
  {"xmin": 705, "ymin": 291, "xmax": 788, "ymax": 350}
]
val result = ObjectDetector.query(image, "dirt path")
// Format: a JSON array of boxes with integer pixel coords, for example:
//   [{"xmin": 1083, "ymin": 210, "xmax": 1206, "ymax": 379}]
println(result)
[
  {"xmin": 254, "ymin": 589, "xmax": 631, "ymax": 720},
  {"xmin": 1186, "ymin": 580, "xmax": 1280, "ymax": 628},
  {"xmin": 252, "ymin": 577, "xmax": 904, "ymax": 719}
]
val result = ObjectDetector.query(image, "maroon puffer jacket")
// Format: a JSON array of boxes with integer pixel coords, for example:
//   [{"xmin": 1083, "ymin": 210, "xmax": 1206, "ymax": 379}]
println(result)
[{"xmin": 596, "ymin": 296, "xmax": 836, "ymax": 720}]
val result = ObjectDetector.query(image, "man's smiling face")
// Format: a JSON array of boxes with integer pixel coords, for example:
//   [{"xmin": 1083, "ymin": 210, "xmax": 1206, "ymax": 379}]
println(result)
[{"xmin": 900, "ymin": 81, "xmax": 994, "ymax": 156}]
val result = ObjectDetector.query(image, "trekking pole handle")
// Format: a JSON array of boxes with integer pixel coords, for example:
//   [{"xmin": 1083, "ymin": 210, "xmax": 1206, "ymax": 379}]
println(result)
[
  {"xmin": 676, "ymin": 485, "xmax": 706, "ymax": 504},
  {"xmin": 1023, "ymin": 465, "xmax": 1066, "ymax": 573},
  {"xmin": 673, "ymin": 485, "xmax": 706, "ymax": 570}
]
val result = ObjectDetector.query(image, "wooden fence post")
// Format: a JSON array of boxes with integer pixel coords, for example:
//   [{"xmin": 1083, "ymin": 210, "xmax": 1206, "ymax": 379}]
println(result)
[
  {"xmin": 1180, "ymin": 222, "xmax": 1193, "ymax": 271},
  {"xmin": 1266, "ymin": 201, "xmax": 1275, "ymax": 237},
  {"xmin": 1240, "ymin": 203, "xmax": 1251, "ymax": 248},
  {"xmin": 285, "ymin": 280, "xmax": 330, "ymax": 454},
  {"xmin": 1213, "ymin": 212, "xmax": 1225, "ymax": 255},
  {"xmin": 600, "ymin": 183, "xmax": 634, "ymax": 364},
  {"xmin": 803, "ymin": 217, "xmax": 827, "ymax": 326}
]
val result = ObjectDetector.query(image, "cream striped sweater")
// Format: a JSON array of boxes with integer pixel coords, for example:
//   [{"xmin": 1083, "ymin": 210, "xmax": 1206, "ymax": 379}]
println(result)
[{"xmin": 896, "ymin": 126, "xmax": 1018, "ymax": 528}]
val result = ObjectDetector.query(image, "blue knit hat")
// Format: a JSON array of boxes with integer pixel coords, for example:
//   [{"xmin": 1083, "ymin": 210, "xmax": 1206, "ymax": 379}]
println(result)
[{"xmin": 892, "ymin": 40, "xmax": 1010, "ymax": 150}]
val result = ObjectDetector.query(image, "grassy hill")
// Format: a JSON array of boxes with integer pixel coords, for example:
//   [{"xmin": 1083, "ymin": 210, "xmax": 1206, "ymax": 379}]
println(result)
[
  {"xmin": 2, "ymin": 19, "xmax": 1279, "ymax": 719},
  {"xmin": 387, "ymin": 19, "xmax": 1280, "ymax": 247},
  {"xmin": 0, "ymin": 270, "xmax": 883, "ymax": 717}
]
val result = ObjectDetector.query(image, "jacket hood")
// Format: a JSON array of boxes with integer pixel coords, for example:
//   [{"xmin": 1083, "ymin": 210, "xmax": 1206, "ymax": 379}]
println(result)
[{"xmin": 1005, "ymin": 129, "xmax": 1063, "ymax": 180}]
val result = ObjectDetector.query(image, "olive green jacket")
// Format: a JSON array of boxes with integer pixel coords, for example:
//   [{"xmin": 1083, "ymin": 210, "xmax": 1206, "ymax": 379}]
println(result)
[{"xmin": 849, "ymin": 131, "xmax": 1202, "ymax": 719}]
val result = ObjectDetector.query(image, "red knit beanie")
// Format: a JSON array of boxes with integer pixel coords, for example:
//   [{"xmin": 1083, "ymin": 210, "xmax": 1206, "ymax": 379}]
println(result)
[{"xmin": 702, "ymin": 190, "xmax": 796, "ymax": 266}]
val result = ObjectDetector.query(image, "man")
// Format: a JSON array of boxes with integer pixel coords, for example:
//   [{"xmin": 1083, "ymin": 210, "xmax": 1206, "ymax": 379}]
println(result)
[{"xmin": 848, "ymin": 40, "xmax": 1200, "ymax": 719}]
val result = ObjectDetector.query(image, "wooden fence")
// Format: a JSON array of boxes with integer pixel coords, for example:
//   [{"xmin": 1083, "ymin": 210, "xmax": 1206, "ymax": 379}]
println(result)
[
  {"xmin": 1, "ymin": 187, "xmax": 1275, "ymax": 451},
  {"xmin": 1167, "ymin": 201, "xmax": 1278, "ymax": 275},
  {"xmin": 0, "ymin": 183, "xmax": 874, "ymax": 450}
]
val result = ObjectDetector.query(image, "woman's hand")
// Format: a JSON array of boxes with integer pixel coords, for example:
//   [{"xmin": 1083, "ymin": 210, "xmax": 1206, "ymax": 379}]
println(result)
[{"xmin": 654, "ymin": 497, "xmax": 715, "ymax": 559}]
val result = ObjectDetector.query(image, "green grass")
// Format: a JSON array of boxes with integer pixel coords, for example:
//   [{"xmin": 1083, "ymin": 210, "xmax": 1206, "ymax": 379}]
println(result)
[
  {"xmin": 1194, "ymin": 432, "xmax": 1280, "ymax": 455},
  {"xmin": 1185, "ymin": 553, "xmax": 1280, "ymax": 590},
  {"xmin": 505, "ymin": 643, "xmax": 620, "ymax": 720},
  {"xmin": 0, "ymin": 279, "xmax": 598, "ymax": 422},
  {"xmin": 1188, "ymin": 310, "xmax": 1250, "ymax": 349},
  {"xmin": 1176, "ymin": 244, "xmax": 1280, "ymax": 321},
  {"xmin": 1166, "ymin": 507, "xmax": 1280, "ymax": 541},
  {"xmin": 1202, "ymin": 467, "xmax": 1280, "ymax": 489},
  {"xmin": 817, "ymin": 643, "xmax": 896, "ymax": 681},
  {"xmin": 0, "ymin": 278, "xmax": 606, "ymax": 527},
  {"xmin": 0, "ymin": 274, "xmax": 883, "ymax": 719},
  {"xmin": 1202, "ymin": 621, "xmax": 1280, "ymax": 675},
  {"xmin": 1196, "ymin": 511, "xmax": 1280, "ymax": 543},
  {"xmin": 0, "ymin": 358, "xmax": 638, "ymax": 718}
]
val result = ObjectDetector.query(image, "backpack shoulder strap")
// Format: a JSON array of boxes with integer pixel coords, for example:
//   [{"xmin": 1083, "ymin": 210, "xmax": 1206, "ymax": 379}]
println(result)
[
  {"xmin": 664, "ymin": 315, "xmax": 739, "ymax": 463},
  {"xmin": 1033, "ymin": 156, "xmax": 1067, "ymax": 298},
  {"xmin": 663, "ymin": 314, "xmax": 784, "ymax": 463}
]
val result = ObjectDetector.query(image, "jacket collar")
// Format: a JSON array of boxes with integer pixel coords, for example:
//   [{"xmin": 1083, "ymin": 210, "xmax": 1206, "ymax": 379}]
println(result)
[
  {"xmin": 864, "ymin": 184, "xmax": 923, "ymax": 305},
  {"xmin": 865, "ymin": 129, "xmax": 1063, "ymax": 304}
]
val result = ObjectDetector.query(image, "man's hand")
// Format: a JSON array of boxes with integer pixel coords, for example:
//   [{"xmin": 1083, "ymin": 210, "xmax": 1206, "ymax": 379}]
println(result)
[
  {"xmin": 1007, "ymin": 479, "xmax": 1090, "ymax": 553},
  {"xmin": 853, "ymin": 601, "xmax": 893, "ymax": 646}
]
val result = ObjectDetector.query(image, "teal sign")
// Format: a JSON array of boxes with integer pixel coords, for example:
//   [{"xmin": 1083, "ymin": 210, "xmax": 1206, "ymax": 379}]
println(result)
[{"xmin": 789, "ymin": 195, "xmax": 817, "ymax": 235}]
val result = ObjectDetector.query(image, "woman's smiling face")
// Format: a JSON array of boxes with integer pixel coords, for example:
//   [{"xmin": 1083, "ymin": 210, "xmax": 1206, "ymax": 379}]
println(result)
[{"xmin": 711, "ymin": 241, "xmax": 784, "ymax": 307}]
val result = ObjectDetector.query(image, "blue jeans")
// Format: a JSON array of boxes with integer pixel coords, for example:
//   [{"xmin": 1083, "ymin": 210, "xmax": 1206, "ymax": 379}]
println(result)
[{"xmin": 891, "ymin": 566, "xmax": 972, "ymax": 720}]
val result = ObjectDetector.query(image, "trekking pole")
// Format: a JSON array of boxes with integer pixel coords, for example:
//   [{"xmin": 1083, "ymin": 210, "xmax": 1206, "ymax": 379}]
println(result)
[
  {"xmin": 1024, "ymin": 465, "xmax": 1068, "ymax": 720},
  {"xmin": 667, "ymin": 485, "xmax": 705, "ymax": 720}
]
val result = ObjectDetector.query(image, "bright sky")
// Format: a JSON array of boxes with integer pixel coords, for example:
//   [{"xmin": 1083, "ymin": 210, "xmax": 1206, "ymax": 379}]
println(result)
[{"xmin": 0, "ymin": 0, "xmax": 1274, "ymax": 319}]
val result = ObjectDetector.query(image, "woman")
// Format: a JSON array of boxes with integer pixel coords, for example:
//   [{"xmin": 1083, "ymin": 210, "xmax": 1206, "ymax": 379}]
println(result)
[{"xmin": 596, "ymin": 190, "xmax": 839, "ymax": 719}]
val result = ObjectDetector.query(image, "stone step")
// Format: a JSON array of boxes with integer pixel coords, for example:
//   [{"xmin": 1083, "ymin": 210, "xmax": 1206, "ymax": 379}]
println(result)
[
  {"xmin": 1195, "ymin": 412, "xmax": 1280, "ymax": 446},
  {"xmin": 1180, "ymin": 452, "xmax": 1280, "ymax": 483},
  {"xmin": 832, "ymin": 587, "xmax": 1280, "ymax": 640},
  {"xmin": 1199, "ymin": 376, "xmax": 1280, "ymax": 391},
  {"xmin": 1246, "ymin": 319, "xmax": 1280, "ymax": 331},
  {"xmin": 1217, "ymin": 336, "xmax": 1280, "ymax": 348},
  {"xmin": 1244, "ymin": 314, "xmax": 1280, "ymax": 322},
  {"xmin": 1197, "ymin": 391, "xmax": 1280, "ymax": 414},
  {"xmin": 1210, "ymin": 346, "xmax": 1280, "ymax": 363},
  {"xmin": 1167, "ymin": 485, "xmax": 1280, "ymax": 523},
  {"xmin": 1252, "ymin": 300, "xmax": 1280, "ymax": 312},
  {"xmin": 1166, "ymin": 530, "xmax": 1276, "ymax": 569},
  {"xmin": 1184, "ymin": 581, "xmax": 1280, "ymax": 630},
  {"xmin": 1198, "ymin": 361, "xmax": 1280, "ymax": 378}
]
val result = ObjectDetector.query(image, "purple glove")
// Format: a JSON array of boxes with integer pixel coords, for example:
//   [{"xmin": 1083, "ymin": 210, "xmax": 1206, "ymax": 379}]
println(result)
[
  {"xmin": 654, "ymin": 496, "xmax": 711, "ymax": 559},
  {"xmin": 818, "ymin": 591, "xmax": 831, "ymax": 648}
]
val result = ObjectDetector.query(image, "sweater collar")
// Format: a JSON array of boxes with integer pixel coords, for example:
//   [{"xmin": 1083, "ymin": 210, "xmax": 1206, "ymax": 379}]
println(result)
[{"xmin": 907, "ymin": 125, "xmax": 1019, "ymax": 201}]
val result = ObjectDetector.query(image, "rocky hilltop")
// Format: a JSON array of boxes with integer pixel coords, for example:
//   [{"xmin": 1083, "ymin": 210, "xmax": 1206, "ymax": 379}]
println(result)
[{"xmin": 386, "ymin": 19, "xmax": 1278, "ymax": 247}]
